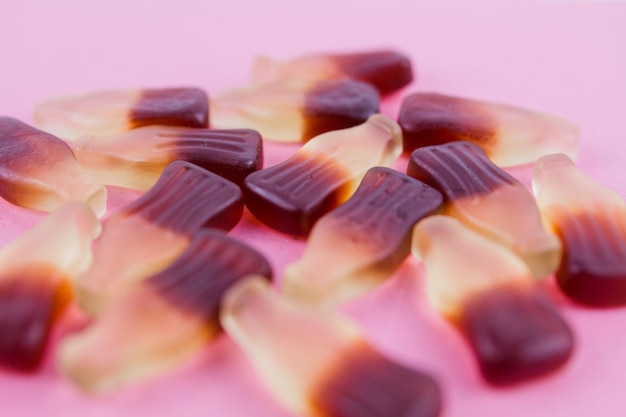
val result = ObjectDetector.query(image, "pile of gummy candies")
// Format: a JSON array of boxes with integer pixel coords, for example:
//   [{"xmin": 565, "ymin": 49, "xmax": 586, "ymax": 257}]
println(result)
[{"xmin": 0, "ymin": 49, "xmax": 624, "ymax": 417}]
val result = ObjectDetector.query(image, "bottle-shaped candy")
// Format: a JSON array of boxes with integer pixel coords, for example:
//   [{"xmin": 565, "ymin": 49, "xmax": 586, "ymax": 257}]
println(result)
[
  {"xmin": 221, "ymin": 277, "xmax": 441, "ymax": 417},
  {"xmin": 252, "ymin": 49, "xmax": 413, "ymax": 96},
  {"xmin": 34, "ymin": 87, "xmax": 209, "ymax": 140},
  {"xmin": 533, "ymin": 153, "xmax": 626, "ymax": 306},
  {"xmin": 0, "ymin": 117, "xmax": 107, "ymax": 216},
  {"xmin": 244, "ymin": 114, "xmax": 402, "ymax": 236},
  {"xmin": 75, "ymin": 161, "xmax": 243, "ymax": 316},
  {"xmin": 283, "ymin": 167, "xmax": 443, "ymax": 307},
  {"xmin": 0, "ymin": 203, "xmax": 100, "ymax": 371},
  {"xmin": 210, "ymin": 79, "xmax": 379, "ymax": 143},
  {"xmin": 398, "ymin": 92, "xmax": 579, "ymax": 167},
  {"xmin": 72, "ymin": 126, "xmax": 262, "ymax": 189},
  {"xmin": 59, "ymin": 230, "xmax": 271, "ymax": 393},
  {"xmin": 412, "ymin": 215, "xmax": 574, "ymax": 386},
  {"xmin": 408, "ymin": 141, "xmax": 561, "ymax": 278}
]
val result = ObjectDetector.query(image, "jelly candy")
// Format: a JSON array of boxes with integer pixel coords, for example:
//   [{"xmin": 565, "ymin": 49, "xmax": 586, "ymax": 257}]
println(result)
[
  {"xmin": 0, "ymin": 203, "xmax": 100, "ymax": 371},
  {"xmin": 408, "ymin": 141, "xmax": 561, "ymax": 278},
  {"xmin": 221, "ymin": 277, "xmax": 441, "ymax": 417},
  {"xmin": 72, "ymin": 126, "xmax": 262, "ymax": 189},
  {"xmin": 0, "ymin": 117, "xmax": 107, "ymax": 216},
  {"xmin": 398, "ymin": 92, "xmax": 579, "ymax": 167},
  {"xmin": 244, "ymin": 114, "xmax": 402, "ymax": 236},
  {"xmin": 75, "ymin": 161, "xmax": 243, "ymax": 316},
  {"xmin": 533, "ymin": 153, "xmax": 626, "ymax": 306},
  {"xmin": 34, "ymin": 87, "xmax": 209, "ymax": 140},
  {"xmin": 412, "ymin": 215, "xmax": 574, "ymax": 386},
  {"xmin": 211, "ymin": 79, "xmax": 379, "ymax": 142},
  {"xmin": 283, "ymin": 167, "xmax": 442, "ymax": 307},
  {"xmin": 252, "ymin": 49, "xmax": 413, "ymax": 96},
  {"xmin": 58, "ymin": 230, "xmax": 271, "ymax": 393}
]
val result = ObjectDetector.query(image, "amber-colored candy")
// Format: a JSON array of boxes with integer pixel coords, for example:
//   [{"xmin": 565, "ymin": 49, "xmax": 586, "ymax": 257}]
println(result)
[
  {"xmin": 398, "ymin": 92, "xmax": 579, "ymax": 167},
  {"xmin": 252, "ymin": 49, "xmax": 413, "ymax": 96},
  {"xmin": 0, "ymin": 117, "xmax": 107, "ymax": 216},
  {"xmin": 283, "ymin": 167, "xmax": 443, "ymax": 307},
  {"xmin": 533, "ymin": 153, "xmax": 626, "ymax": 306},
  {"xmin": 210, "ymin": 79, "xmax": 379, "ymax": 142},
  {"xmin": 33, "ymin": 87, "xmax": 209, "ymax": 140},
  {"xmin": 75, "ymin": 161, "xmax": 243, "ymax": 316},
  {"xmin": 58, "ymin": 230, "xmax": 271, "ymax": 393},
  {"xmin": 72, "ymin": 126, "xmax": 262, "ymax": 189},
  {"xmin": 412, "ymin": 215, "xmax": 574, "ymax": 385},
  {"xmin": 0, "ymin": 203, "xmax": 100, "ymax": 372},
  {"xmin": 408, "ymin": 141, "xmax": 561, "ymax": 278},
  {"xmin": 221, "ymin": 277, "xmax": 441, "ymax": 417},
  {"xmin": 244, "ymin": 115, "xmax": 402, "ymax": 236}
]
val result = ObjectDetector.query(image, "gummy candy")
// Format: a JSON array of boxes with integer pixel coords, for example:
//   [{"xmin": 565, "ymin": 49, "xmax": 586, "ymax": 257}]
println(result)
[
  {"xmin": 244, "ymin": 114, "xmax": 402, "ymax": 236},
  {"xmin": 211, "ymin": 79, "xmax": 379, "ymax": 142},
  {"xmin": 0, "ymin": 117, "xmax": 107, "ymax": 216},
  {"xmin": 75, "ymin": 161, "xmax": 243, "ymax": 316},
  {"xmin": 283, "ymin": 167, "xmax": 442, "ymax": 307},
  {"xmin": 252, "ymin": 49, "xmax": 413, "ymax": 96},
  {"xmin": 398, "ymin": 92, "xmax": 579, "ymax": 167},
  {"xmin": 533, "ymin": 153, "xmax": 626, "ymax": 306},
  {"xmin": 412, "ymin": 215, "xmax": 574, "ymax": 385},
  {"xmin": 408, "ymin": 141, "xmax": 561, "ymax": 278},
  {"xmin": 0, "ymin": 203, "xmax": 100, "ymax": 371},
  {"xmin": 58, "ymin": 230, "xmax": 271, "ymax": 393},
  {"xmin": 34, "ymin": 87, "xmax": 209, "ymax": 140},
  {"xmin": 221, "ymin": 277, "xmax": 441, "ymax": 417},
  {"xmin": 72, "ymin": 126, "xmax": 262, "ymax": 189}
]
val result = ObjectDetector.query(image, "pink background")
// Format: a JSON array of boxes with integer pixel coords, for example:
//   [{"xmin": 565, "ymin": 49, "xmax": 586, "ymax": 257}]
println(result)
[{"xmin": 2, "ymin": 1, "xmax": 626, "ymax": 416}]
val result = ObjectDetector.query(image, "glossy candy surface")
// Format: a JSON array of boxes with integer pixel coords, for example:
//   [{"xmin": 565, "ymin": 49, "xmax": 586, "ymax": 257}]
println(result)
[
  {"xmin": 533, "ymin": 153, "xmax": 626, "ymax": 306},
  {"xmin": 252, "ymin": 49, "xmax": 413, "ymax": 96},
  {"xmin": 412, "ymin": 215, "xmax": 574, "ymax": 385},
  {"xmin": 75, "ymin": 161, "xmax": 243, "ymax": 316},
  {"xmin": 33, "ymin": 87, "xmax": 209, "ymax": 140},
  {"xmin": 72, "ymin": 126, "xmax": 262, "ymax": 189},
  {"xmin": 398, "ymin": 92, "xmax": 579, "ymax": 167},
  {"xmin": 58, "ymin": 230, "xmax": 271, "ymax": 394},
  {"xmin": 210, "ymin": 79, "xmax": 379, "ymax": 142},
  {"xmin": 408, "ymin": 141, "xmax": 561, "ymax": 278},
  {"xmin": 221, "ymin": 277, "xmax": 441, "ymax": 417},
  {"xmin": 283, "ymin": 167, "xmax": 443, "ymax": 307},
  {"xmin": 244, "ymin": 114, "xmax": 403, "ymax": 236},
  {"xmin": 0, "ymin": 203, "xmax": 101, "ymax": 371},
  {"xmin": 0, "ymin": 117, "xmax": 107, "ymax": 216}
]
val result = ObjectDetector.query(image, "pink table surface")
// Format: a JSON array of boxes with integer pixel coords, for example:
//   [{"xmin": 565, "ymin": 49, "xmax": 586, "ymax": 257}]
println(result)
[{"xmin": 2, "ymin": 1, "xmax": 626, "ymax": 416}]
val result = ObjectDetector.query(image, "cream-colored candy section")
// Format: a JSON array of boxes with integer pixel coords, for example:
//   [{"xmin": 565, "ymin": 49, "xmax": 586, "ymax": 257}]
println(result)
[
  {"xmin": 34, "ymin": 89, "xmax": 142, "ymax": 140},
  {"xmin": 302, "ymin": 114, "xmax": 402, "ymax": 180},
  {"xmin": 72, "ymin": 126, "xmax": 180, "ymax": 190},
  {"xmin": 412, "ymin": 215, "xmax": 532, "ymax": 319},
  {"xmin": 220, "ymin": 277, "xmax": 363, "ymax": 417},
  {"xmin": 210, "ymin": 80, "xmax": 310, "ymax": 142},
  {"xmin": 282, "ymin": 215, "xmax": 387, "ymax": 308},
  {"xmin": 0, "ymin": 202, "xmax": 101, "ymax": 281},
  {"xmin": 58, "ymin": 284, "xmax": 211, "ymax": 395},
  {"xmin": 482, "ymin": 101, "xmax": 579, "ymax": 167},
  {"xmin": 0, "ymin": 117, "xmax": 107, "ymax": 217},
  {"xmin": 10, "ymin": 155, "xmax": 108, "ymax": 219},
  {"xmin": 533, "ymin": 153, "xmax": 625, "ymax": 216},
  {"xmin": 283, "ymin": 166, "xmax": 437, "ymax": 308},
  {"xmin": 75, "ymin": 215, "xmax": 189, "ymax": 317},
  {"xmin": 448, "ymin": 184, "xmax": 561, "ymax": 279},
  {"xmin": 252, "ymin": 55, "xmax": 338, "ymax": 84}
]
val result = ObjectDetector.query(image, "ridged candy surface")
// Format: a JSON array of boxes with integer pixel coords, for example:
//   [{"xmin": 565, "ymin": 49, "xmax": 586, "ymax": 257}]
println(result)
[
  {"xmin": 244, "ymin": 115, "xmax": 402, "ymax": 236},
  {"xmin": 408, "ymin": 141, "xmax": 561, "ymax": 278},
  {"xmin": 533, "ymin": 153, "xmax": 626, "ymax": 306}
]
